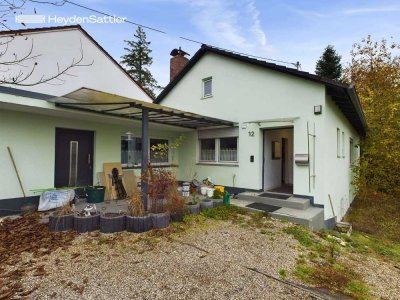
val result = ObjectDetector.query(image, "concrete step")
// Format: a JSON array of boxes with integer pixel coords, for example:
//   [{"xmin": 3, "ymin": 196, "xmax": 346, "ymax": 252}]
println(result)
[
  {"xmin": 237, "ymin": 192, "xmax": 310, "ymax": 210},
  {"xmin": 230, "ymin": 199, "xmax": 324, "ymax": 230}
]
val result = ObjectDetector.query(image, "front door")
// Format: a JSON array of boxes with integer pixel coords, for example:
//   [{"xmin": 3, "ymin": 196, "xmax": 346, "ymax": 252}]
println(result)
[{"xmin": 55, "ymin": 128, "xmax": 94, "ymax": 188}]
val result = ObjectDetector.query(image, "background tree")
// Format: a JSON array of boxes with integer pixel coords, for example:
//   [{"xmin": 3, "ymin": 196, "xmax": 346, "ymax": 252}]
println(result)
[
  {"xmin": 315, "ymin": 45, "xmax": 343, "ymax": 80},
  {"xmin": 344, "ymin": 36, "xmax": 400, "ymax": 196},
  {"xmin": 121, "ymin": 26, "xmax": 159, "ymax": 98}
]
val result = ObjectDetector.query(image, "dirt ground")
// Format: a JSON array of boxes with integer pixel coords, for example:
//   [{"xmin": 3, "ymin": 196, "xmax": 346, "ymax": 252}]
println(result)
[{"xmin": 0, "ymin": 213, "xmax": 399, "ymax": 299}]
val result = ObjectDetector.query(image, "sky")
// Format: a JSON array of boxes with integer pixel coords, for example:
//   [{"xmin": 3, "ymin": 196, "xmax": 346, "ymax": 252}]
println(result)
[{"xmin": 7, "ymin": 0, "xmax": 400, "ymax": 88}]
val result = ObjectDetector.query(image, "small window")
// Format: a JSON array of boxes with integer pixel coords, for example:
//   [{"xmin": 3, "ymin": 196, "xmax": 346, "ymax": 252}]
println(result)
[
  {"xmin": 199, "ymin": 138, "xmax": 216, "ymax": 161},
  {"xmin": 342, "ymin": 132, "xmax": 345, "ymax": 158},
  {"xmin": 219, "ymin": 137, "xmax": 238, "ymax": 162},
  {"xmin": 121, "ymin": 136, "xmax": 142, "ymax": 166},
  {"xmin": 349, "ymin": 138, "xmax": 354, "ymax": 165},
  {"xmin": 337, "ymin": 128, "xmax": 341, "ymax": 158},
  {"xmin": 271, "ymin": 141, "xmax": 281, "ymax": 160},
  {"xmin": 202, "ymin": 77, "xmax": 212, "ymax": 98}
]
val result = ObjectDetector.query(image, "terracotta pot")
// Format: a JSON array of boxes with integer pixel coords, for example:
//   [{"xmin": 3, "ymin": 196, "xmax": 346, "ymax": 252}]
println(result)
[
  {"xmin": 48, "ymin": 214, "xmax": 74, "ymax": 232},
  {"xmin": 100, "ymin": 213, "xmax": 126, "ymax": 233},
  {"xmin": 126, "ymin": 215, "xmax": 152, "ymax": 233}
]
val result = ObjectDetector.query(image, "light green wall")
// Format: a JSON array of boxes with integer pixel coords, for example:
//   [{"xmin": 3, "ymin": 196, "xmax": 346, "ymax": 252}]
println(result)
[{"xmin": 0, "ymin": 109, "xmax": 181, "ymax": 199}]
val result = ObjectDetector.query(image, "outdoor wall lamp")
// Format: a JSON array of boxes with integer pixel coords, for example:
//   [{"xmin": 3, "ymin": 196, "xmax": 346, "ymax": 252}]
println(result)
[{"xmin": 314, "ymin": 105, "xmax": 322, "ymax": 115}]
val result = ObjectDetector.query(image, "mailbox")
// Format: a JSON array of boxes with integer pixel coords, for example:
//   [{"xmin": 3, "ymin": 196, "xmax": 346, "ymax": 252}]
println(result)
[{"xmin": 295, "ymin": 154, "xmax": 309, "ymax": 166}]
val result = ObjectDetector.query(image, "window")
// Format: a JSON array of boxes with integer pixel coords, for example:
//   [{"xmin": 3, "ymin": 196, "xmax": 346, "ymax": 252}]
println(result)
[
  {"xmin": 342, "ymin": 131, "xmax": 345, "ymax": 158},
  {"xmin": 121, "ymin": 135, "xmax": 142, "ymax": 166},
  {"xmin": 121, "ymin": 136, "xmax": 169, "ymax": 167},
  {"xmin": 219, "ymin": 137, "xmax": 238, "ymax": 162},
  {"xmin": 349, "ymin": 138, "xmax": 354, "ymax": 165},
  {"xmin": 199, "ymin": 137, "xmax": 238, "ymax": 164},
  {"xmin": 200, "ymin": 138, "xmax": 216, "ymax": 161},
  {"xmin": 202, "ymin": 77, "xmax": 212, "ymax": 98},
  {"xmin": 337, "ymin": 128, "xmax": 341, "ymax": 158}
]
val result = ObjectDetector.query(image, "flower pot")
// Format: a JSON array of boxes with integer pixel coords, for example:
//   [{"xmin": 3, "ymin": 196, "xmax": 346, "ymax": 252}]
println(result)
[
  {"xmin": 200, "ymin": 186, "xmax": 208, "ymax": 195},
  {"xmin": 100, "ymin": 213, "xmax": 126, "ymax": 233},
  {"xmin": 212, "ymin": 199, "xmax": 224, "ymax": 208},
  {"xmin": 73, "ymin": 214, "xmax": 100, "ymax": 233},
  {"xmin": 86, "ymin": 186, "xmax": 105, "ymax": 203},
  {"xmin": 126, "ymin": 215, "xmax": 152, "ymax": 233},
  {"xmin": 187, "ymin": 203, "xmax": 200, "ymax": 215},
  {"xmin": 207, "ymin": 188, "xmax": 215, "ymax": 198},
  {"xmin": 200, "ymin": 199, "xmax": 213, "ymax": 211},
  {"xmin": 170, "ymin": 212, "xmax": 184, "ymax": 222},
  {"xmin": 48, "ymin": 214, "xmax": 74, "ymax": 232},
  {"xmin": 151, "ymin": 212, "xmax": 170, "ymax": 229}
]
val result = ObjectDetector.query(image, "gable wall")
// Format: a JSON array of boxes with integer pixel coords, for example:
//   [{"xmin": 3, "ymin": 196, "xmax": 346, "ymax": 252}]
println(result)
[{"xmin": 1, "ymin": 29, "xmax": 152, "ymax": 101}]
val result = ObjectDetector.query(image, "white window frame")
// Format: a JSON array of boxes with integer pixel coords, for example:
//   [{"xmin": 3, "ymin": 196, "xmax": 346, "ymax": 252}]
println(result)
[
  {"xmin": 202, "ymin": 77, "xmax": 213, "ymax": 98},
  {"xmin": 342, "ymin": 131, "xmax": 345, "ymax": 158},
  {"xmin": 337, "ymin": 128, "xmax": 341, "ymax": 158},
  {"xmin": 121, "ymin": 135, "xmax": 171, "ymax": 168},
  {"xmin": 198, "ymin": 137, "xmax": 238, "ymax": 165}
]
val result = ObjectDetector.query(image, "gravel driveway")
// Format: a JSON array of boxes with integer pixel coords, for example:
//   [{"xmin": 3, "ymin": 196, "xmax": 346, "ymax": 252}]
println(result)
[{"xmin": 14, "ymin": 218, "xmax": 324, "ymax": 300}]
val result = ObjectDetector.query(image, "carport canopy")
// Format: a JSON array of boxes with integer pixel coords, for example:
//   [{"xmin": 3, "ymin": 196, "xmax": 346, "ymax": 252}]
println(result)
[{"xmin": 50, "ymin": 87, "xmax": 235, "ymax": 209}]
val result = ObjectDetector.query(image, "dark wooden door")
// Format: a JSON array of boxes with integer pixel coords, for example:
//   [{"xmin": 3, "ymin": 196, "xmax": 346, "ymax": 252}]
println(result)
[{"xmin": 55, "ymin": 128, "xmax": 94, "ymax": 188}]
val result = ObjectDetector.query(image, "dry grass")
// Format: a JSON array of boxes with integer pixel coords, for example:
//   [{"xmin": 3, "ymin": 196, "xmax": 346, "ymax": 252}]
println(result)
[{"xmin": 345, "ymin": 191, "xmax": 400, "ymax": 243}]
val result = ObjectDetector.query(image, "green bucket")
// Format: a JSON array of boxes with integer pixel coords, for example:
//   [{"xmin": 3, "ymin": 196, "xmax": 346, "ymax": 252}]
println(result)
[
  {"xmin": 223, "ymin": 191, "xmax": 231, "ymax": 205},
  {"xmin": 86, "ymin": 186, "xmax": 105, "ymax": 203}
]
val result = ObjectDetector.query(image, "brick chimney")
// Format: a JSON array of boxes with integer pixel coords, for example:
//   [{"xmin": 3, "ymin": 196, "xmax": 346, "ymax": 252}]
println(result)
[{"xmin": 170, "ymin": 47, "xmax": 190, "ymax": 81}]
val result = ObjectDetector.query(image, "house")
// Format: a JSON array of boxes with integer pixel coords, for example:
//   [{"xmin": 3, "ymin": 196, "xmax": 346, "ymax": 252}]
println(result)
[
  {"xmin": 0, "ymin": 25, "xmax": 366, "ymax": 229},
  {"xmin": 155, "ymin": 45, "xmax": 366, "ymax": 228},
  {"xmin": 0, "ymin": 25, "xmax": 228, "ymax": 214}
]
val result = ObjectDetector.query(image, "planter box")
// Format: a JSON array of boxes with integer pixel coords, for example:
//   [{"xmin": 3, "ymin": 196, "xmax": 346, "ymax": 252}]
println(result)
[
  {"xmin": 170, "ymin": 212, "xmax": 184, "ymax": 222},
  {"xmin": 200, "ymin": 199, "xmax": 213, "ymax": 211},
  {"xmin": 74, "ymin": 214, "xmax": 100, "ymax": 233},
  {"xmin": 126, "ymin": 215, "xmax": 152, "ymax": 233},
  {"xmin": 187, "ymin": 203, "xmax": 200, "ymax": 215},
  {"xmin": 151, "ymin": 212, "xmax": 170, "ymax": 229},
  {"xmin": 212, "ymin": 199, "xmax": 224, "ymax": 207},
  {"xmin": 100, "ymin": 213, "xmax": 126, "ymax": 233},
  {"xmin": 48, "ymin": 214, "xmax": 74, "ymax": 232}
]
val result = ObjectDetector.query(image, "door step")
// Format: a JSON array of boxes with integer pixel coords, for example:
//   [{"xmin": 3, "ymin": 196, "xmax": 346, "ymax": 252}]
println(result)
[{"xmin": 237, "ymin": 192, "xmax": 310, "ymax": 210}]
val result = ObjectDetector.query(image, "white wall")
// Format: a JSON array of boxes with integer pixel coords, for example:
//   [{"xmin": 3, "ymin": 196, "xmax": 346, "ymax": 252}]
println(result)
[
  {"xmin": 162, "ymin": 52, "xmax": 326, "ymax": 197},
  {"xmin": 322, "ymin": 95, "xmax": 360, "ymax": 221},
  {"xmin": 0, "ymin": 105, "xmax": 184, "ymax": 200},
  {"xmin": 263, "ymin": 128, "xmax": 294, "ymax": 190},
  {"xmin": 0, "ymin": 28, "xmax": 152, "ymax": 102}
]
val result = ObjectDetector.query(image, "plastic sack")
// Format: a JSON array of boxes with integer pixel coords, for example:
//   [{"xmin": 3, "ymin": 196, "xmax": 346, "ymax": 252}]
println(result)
[{"xmin": 38, "ymin": 189, "xmax": 75, "ymax": 211}]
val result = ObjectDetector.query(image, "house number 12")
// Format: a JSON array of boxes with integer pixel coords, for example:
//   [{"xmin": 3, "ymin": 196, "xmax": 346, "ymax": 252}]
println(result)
[{"xmin": 248, "ymin": 131, "xmax": 255, "ymax": 137}]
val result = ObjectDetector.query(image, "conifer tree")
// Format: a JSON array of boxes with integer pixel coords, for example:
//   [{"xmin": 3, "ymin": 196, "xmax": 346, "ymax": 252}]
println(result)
[
  {"xmin": 121, "ymin": 27, "xmax": 159, "ymax": 98},
  {"xmin": 315, "ymin": 45, "xmax": 343, "ymax": 80}
]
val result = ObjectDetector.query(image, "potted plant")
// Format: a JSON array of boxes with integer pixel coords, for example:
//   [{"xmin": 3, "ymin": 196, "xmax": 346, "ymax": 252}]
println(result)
[
  {"xmin": 48, "ymin": 202, "xmax": 74, "ymax": 232},
  {"xmin": 126, "ymin": 191, "xmax": 152, "ymax": 233},
  {"xmin": 145, "ymin": 166, "xmax": 174, "ymax": 229},
  {"xmin": 211, "ymin": 189, "xmax": 224, "ymax": 207},
  {"xmin": 187, "ymin": 192, "xmax": 200, "ymax": 215},
  {"xmin": 74, "ymin": 204, "xmax": 100, "ymax": 233},
  {"xmin": 100, "ymin": 210, "xmax": 126, "ymax": 233},
  {"xmin": 200, "ymin": 198, "xmax": 213, "ymax": 211},
  {"xmin": 167, "ymin": 186, "xmax": 186, "ymax": 222}
]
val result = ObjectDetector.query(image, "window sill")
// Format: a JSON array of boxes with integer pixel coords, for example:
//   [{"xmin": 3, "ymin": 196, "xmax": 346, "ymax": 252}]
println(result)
[
  {"xmin": 201, "ymin": 95, "xmax": 213, "ymax": 100},
  {"xmin": 196, "ymin": 162, "xmax": 239, "ymax": 167},
  {"xmin": 122, "ymin": 163, "xmax": 178, "ymax": 169}
]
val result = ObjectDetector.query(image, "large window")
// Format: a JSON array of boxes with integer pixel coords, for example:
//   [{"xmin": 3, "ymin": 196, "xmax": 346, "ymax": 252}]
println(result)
[
  {"xmin": 199, "ymin": 137, "xmax": 238, "ymax": 164},
  {"xmin": 121, "ymin": 136, "xmax": 169, "ymax": 167}
]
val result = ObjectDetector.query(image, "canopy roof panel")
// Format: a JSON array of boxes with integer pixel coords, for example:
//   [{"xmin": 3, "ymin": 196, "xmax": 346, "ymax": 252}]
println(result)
[{"xmin": 51, "ymin": 88, "xmax": 235, "ymax": 129}]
